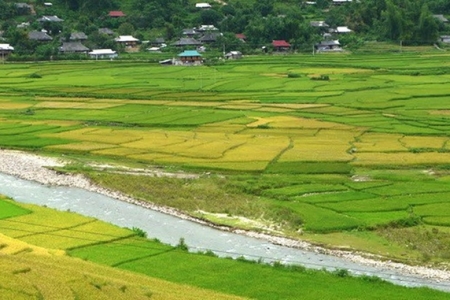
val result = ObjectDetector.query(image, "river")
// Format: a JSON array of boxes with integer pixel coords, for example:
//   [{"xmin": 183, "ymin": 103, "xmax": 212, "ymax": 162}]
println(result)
[{"xmin": 0, "ymin": 172, "xmax": 449, "ymax": 292}]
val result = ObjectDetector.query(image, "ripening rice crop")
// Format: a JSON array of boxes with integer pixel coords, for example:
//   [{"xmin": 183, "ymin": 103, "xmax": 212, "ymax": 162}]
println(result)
[
  {"xmin": 246, "ymin": 116, "xmax": 351, "ymax": 129},
  {"xmin": 48, "ymin": 142, "xmax": 116, "ymax": 151},
  {"xmin": 354, "ymin": 133, "xmax": 406, "ymax": 152},
  {"xmin": 353, "ymin": 152, "xmax": 450, "ymax": 165},
  {"xmin": 0, "ymin": 101, "xmax": 33, "ymax": 110},
  {"xmin": 220, "ymin": 135, "xmax": 289, "ymax": 162},
  {"xmin": 122, "ymin": 130, "xmax": 194, "ymax": 150},
  {"xmin": 279, "ymin": 134, "xmax": 353, "ymax": 162},
  {"xmin": 400, "ymin": 135, "xmax": 448, "ymax": 149},
  {"xmin": 47, "ymin": 128, "xmax": 143, "ymax": 144}
]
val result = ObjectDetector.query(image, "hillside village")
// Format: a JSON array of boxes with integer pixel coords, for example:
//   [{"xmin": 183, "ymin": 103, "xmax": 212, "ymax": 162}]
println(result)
[{"xmin": 0, "ymin": 0, "xmax": 450, "ymax": 62}]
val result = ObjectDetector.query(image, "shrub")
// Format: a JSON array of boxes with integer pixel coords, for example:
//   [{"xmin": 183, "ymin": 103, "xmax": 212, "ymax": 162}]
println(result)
[
  {"xmin": 176, "ymin": 237, "xmax": 189, "ymax": 251},
  {"xmin": 27, "ymin": 73, "xmax": 42, "ymax": 78},
  {"xmin": 287, "ymin": 73, "xmax": 301, "ymax": 78},
  {"xmin": 310, "ymin": 74, "xmax": 330, "ymax": 81},
  {"xmin": 132, "ymin": 227, "xmax": 147, "ymax": 238}
]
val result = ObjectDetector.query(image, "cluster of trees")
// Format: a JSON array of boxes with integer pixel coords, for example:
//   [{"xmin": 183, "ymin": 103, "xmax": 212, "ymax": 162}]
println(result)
[{"xmin": 0, "ymin": 0, "xmax": 449, "ymax": 59}]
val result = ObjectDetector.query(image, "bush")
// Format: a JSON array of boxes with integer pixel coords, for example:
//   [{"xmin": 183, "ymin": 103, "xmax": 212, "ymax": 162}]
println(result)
[
  {"xmin": 287, "ymin": 72, "xmax": 301, "ymax": 78},
  {"xmin": 131, "ymin": 227, "xmax": 147, "ymax": 238},
  {"xmin": 27, "ymin": 73, "xmax": 42, "ymax": 78},
  {"xmin": 176, "ymin": 237, "xmax": 189, "ymax": 251}
]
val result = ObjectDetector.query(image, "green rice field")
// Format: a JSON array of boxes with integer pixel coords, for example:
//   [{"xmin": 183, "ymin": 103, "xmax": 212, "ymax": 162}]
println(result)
[
  {"xmin": 0, "ymin": 197, "xmax": 447, "ymax": 299},
  {"xmin": 1, "ymin": 51, "xmax": 450, "ymax": 265}
]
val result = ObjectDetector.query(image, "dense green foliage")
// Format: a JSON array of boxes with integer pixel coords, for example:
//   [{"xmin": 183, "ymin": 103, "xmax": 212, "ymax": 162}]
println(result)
[{"xmin": 1, "ymin": 0, "xmax": 449, "ymax": 60}]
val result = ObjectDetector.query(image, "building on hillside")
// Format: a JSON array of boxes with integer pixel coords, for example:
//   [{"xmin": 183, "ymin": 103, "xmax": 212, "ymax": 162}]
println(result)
[
  {"xmin": 196, "ymin": 3, "xmax": 212, "ymax": 9},
  {"xmin": 235, "ymin": 33, "xmax": 246, "ymax": 42},
  {"xmin": 182, "ymin": 28, "xmax": 198, "ymax": 37},
  {"xmin": 272, "ymin": 40, "xmax": 291, "ymax": 52},
  {"xmin": 59, "ymin": 41, "xmax": 89, "ymax": 54},
  {"xmin": 98, "ymin": 28, "xmax": 115, "ymax": 35},
  {"xmin": 310, "ymin": 21, "xmax": 329, "ymax": 28},
  {"xmin": 15, "ymin": 3, "xmax": 32, "ymax": 14},
  {"xmin": 333, "ymin": 0, "xmax": 352, "ymax": 5},
  {"xmin": 37, "ymin": 15, "xmax": 63, "ymax": 22},
  {"xmin": 70, "ymin": 32, "xmax": 88, "ymax": 41},
  {"xmin": 178, "ymin": 50, "xmax": 202, "ymax": 64},
  {"xmin": 225, "ymin": 51, "xmax": 242, "ymax": 59},
  {"xmin": 28, "ymin": 31, "xmax": 52, "ymax": 41},
  {"xmin": 433, "ymin": 14, "xmax": 449, "ymax": 23},
  {"xmin": 198, "ymin": 25, "xmax": 219, "ymax": 32},
  {"xmin": 0, "ymin": 44, "xmax": 14, "ymax": 59},
  {"xmin": 114, "ymin": 35, "xmax": 139, "ymax": 47},
  {"xmin": 315, "ymin": 40, "xmax": 342, "ymax": 52},
  {"xmin": 439, "ymin": 35, "xmax": 450, "ymax": 43},
  {"xmin": 172, "ymin": 37, "xmax": 202, "ymax": 47},
  {"xmin": 109, "ymin": 11, "xmax": 126, "ymax": 17},
  {"xmin": 333, "ymin": 26, "xmax": 352, "ymax": 34},
  {"xmin": 199, "ymin": 32, "xmax": 222, "ymax": 43},
  {"xmin": 89, "ymin": 49, "xmax": 118, "ymax": 59}
]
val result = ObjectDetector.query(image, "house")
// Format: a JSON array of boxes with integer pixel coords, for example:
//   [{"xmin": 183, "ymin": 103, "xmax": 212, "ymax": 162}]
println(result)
[
  {"xmin": 172, "ymin": 37, "xmax": 202, "ymax": 47},
  {"xmin": 28, "ymin": 31, "xmax": 52, "ymax": 41},
  {"xmin": 114, "ymin": 35, "xmax": 139, "ymax": 46},
  {"xmin": 333, "ymin": 0, "xmax": 352, "ymax": 5},
  {"xmin": 315, "ymin": 40, "xmax": 342, "ymax": 52},
  {"xmin": 225, "ymin": 51, "xmax": 242, "ymax": 59},
  {"xmin": 98, "ymin": 28, "xmax": 114, "ymax": 35},
  {"xmin": 310, "ymin": 21, "xmax": 329, "ymax": 28},
  {"xmin": 440, "ymin": 35, "xmax": 450, "ymax": 43},
  {"xmin": 198, "ymin": 25, "xmax": 219, "ymax": 32},
  {"xmin": 17, "ymin": 22, "xmax": 30, "ymax": 28},
  {"xmin": 37, "ymin": 15, "xmax": 63, "ymax": 22},
  {"xmin": 182, "ymin": 28, "xmax": 198, "ymax": 37},
  {"xmin": 434, "ymin": 14, "xmax": 449, "ymax": 23},
  {"xmin": 109, "ymin": 11, "xmax": 126, "ymax": 17},
  {"xmin": 59, "ymin": 41, "xmax": 89, "ymax": 54},
  {"xmin": 235, "ymin": 33, "xmax": 246, "ymax": 42},
  {"xmin": 15, "ymin": 3, "xmax": 31, "ymax": 14},
  {"xmin": 199, "ymin": 32, "xmax": 222, "ymax": 43},
  {"xmin": 272, "ymin": 40, "xmax": 291, "ymax": 51},
  {"xmin": 89, "ymin": 49, "xmax": 118, "ymax": 59},
  {"xmin": 44, "ymin": 2, "xmax": 52, "ymax": 6},
  {"xmin": 0, "ymin": 44, "xmax": 14, "ymax": 59},
  {"xmin": 178, "ymin": 50, "xmax": 202, "ymax": 64},
  {"xmin": 196, "ymin": 3, "xmax": 212, "ymax": 9},
  {"xmin": 333, "ymin": 26, "xmax": 352, "ymax": 33},
  {"xmin": 70, "ymin": 32, "xmax": 88, "ymax": 41},
  {"xmin": 151, "ymin": 38, "xmax": 166, "ymax": 47}
]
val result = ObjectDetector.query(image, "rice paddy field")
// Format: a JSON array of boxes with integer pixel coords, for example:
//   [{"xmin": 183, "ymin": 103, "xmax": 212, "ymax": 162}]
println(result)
[
  {"xmin": 2, "ymin": 51, "xmax": 450, "ymax": 266},
  {"xmin": 0, "ymin": 196, "xmax": 448, "ymax": 299}
]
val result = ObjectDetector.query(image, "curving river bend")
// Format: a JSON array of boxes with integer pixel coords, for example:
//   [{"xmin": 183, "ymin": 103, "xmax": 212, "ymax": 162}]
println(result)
[{"xmin": 0, "ymin": 172, "xmax": 449, "ymax": 292}]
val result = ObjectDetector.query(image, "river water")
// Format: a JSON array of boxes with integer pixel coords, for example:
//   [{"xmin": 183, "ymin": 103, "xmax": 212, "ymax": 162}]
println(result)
[{"xmin": 0, "ymin": 172, "xmax": 449, "ymax": 292}]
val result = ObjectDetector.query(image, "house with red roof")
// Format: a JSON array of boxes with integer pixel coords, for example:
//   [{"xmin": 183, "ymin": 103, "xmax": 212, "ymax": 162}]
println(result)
[
  {"xmin": 235, "ymin": 33, "xmax": 246, "ymax": 42},
  {"xmin": 109, "ymin": 11, "xmax": 126, "ymax": 17},
  {"xmin": 272, "ymin": 40, "xmax": 291, "ymax": 51}
]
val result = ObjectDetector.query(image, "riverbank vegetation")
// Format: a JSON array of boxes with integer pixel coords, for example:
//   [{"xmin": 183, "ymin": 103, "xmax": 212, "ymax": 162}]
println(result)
[
  {"xmin": 0, "ymin": 196, "xmax": 448, "ymax": 299},
  {"xmin": 1, "ymin": 51, "xmax": 450, "ymax": 269}
]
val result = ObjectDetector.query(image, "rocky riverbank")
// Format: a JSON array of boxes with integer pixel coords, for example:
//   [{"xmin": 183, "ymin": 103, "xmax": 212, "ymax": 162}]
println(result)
[{"xmin": 0, "ymin": 149, "xmax": 449, "ymax": 285}]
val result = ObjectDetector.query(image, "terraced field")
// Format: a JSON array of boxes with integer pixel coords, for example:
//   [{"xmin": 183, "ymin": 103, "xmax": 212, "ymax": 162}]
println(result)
[
  {"xmin": 1, "ymin": 52, "xmax": 450, "ymax": 263},
  {"xmin": 0, "ymin": 197, "xmax": 448, "ymax": 299}
]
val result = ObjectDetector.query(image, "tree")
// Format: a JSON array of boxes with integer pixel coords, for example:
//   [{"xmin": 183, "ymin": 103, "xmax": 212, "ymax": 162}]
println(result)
[
  {"xmin": 381, "ymin": 0, "xmax": 404, "ymax": 41},
  {"xmin": 417, "ymin": 4, "xmax": 439, "ymax": 44},
  {"xmin": 117, "ymin": 22, "xmax": 135, "ymax": 35}
]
